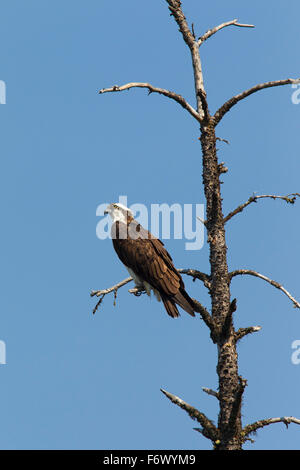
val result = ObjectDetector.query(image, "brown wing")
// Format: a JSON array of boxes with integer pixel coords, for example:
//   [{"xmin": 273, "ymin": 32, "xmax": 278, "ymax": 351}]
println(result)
[
  {"xmin": 112, "ymin": 220, "xmax": 196, "ymax": 317},
  {"xmin": 112, "ymin": 221, "xmax": 179, "ymax": 295}
]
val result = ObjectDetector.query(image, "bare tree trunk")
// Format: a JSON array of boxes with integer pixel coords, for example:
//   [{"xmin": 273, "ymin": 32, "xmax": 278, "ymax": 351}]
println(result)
[{"xmin": 200, "ymin": 117, "xmax": 243, "ymax": 449}]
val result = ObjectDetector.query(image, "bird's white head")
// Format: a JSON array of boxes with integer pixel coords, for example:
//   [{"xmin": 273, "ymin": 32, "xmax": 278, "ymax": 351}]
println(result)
[{"xmin": 104, "ymin": 203, "xmax": 134, "ymax": 223}]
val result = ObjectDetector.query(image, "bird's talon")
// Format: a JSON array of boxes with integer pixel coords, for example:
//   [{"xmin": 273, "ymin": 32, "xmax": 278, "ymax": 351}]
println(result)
[{"xmin": 129, "ymin": 287, "xmax": 145, "ymax": 296}]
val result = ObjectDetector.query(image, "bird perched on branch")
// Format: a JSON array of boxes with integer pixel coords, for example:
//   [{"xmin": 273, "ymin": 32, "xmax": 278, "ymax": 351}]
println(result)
[{"xmin": 104, "ymin": 202, "xmax": 199, "ymax": 318}]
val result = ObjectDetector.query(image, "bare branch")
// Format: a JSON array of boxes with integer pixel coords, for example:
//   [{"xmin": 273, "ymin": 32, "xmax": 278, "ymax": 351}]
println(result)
[
  {"xmin": 243, "ymin": 416, "xmax": 300, "ymax": 438},
  {"xmin": 214, "ymin": 78, "xmax": 300, "ymax": 125},
  {"xmin": 234, "ymin": 326, "xmax": 262, "ymax": 343},
  {"xmin": 178, "ymin": 268, "xmax": 211, "ymax": 289},
  {"xmin": 216, "ymin": 137, "xmax": 230, "ymax": 145},
  {"xmin": 233, "ymin": 22, "xmax": 255, "ymax": 28},
  {"xmin": 90, "ymin": 277, "xmax": 133, "ymax": 314},
  {"xmin": 166, "ymin": 0, "xmax": 207, "ymax": 120},
  {"xmin": 175, "ymin": 270, "xmax": 216, "ymax": 332},
  {"xmin": 91, "ymin": 269, "xmax": 212, "ymax": 318},
  {"xmin": 224, "ymin": 193, "xmax": 300, "ymax": 224},
  {"xmin": 99, "ymin": 82, "xmax": 201, "ymax": 123},
  {"xmin": 196, "ymin": 215, "xmax": 207, "ymax": 227},
  {"xmin": 202, "ymin": 387, "xmax": 219, "ymax": 399},
  {"xmin": 191, "ymin": 22, "xmax": 196, "ymax": 39},
  {"xmin": 166, "ymin": 0, "xmax": 195, "ymax": 48},
  {"xmin": 229, "ymin": 269, "xmax": 300, "ymax": 309},
  {"xmin": 198, "ymin": 19, "xmax": 254, "ymax": 46},
  {"xmin": 191, "ymin": 298, "xmax": 217, "ymax": 337},
  {"xmin": 218, "ymin": 162, "xmax": 228, "ymax": 174},
  {"xmin": 90, "ymin": 277, "xmax": 132, "ymax": 298},
  {"xmin": 92, "ymin": 268, "xmax": 210, "ymax": 298},
  {"xmin": 160, "ymin": 388, "xmax": 219, "ymax": 441}
]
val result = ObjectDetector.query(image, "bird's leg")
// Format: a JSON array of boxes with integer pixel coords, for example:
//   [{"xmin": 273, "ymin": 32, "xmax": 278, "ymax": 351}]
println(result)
[{"xmin": 128, "ymin": 286, "xmax": 146, "ymax": 296}]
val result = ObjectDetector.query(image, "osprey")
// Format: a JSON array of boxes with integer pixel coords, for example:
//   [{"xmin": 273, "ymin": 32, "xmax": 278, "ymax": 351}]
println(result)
[{"xmin": 104, "ymin": 202, "xmax": 198, "ymax": 318}]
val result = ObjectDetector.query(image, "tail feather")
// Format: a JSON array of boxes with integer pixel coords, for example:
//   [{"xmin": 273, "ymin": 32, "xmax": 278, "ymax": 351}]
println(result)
[
  {"xmin": 162, "ymin": 297, "xmax": 180, "ymax": 318},
  {"xmin": 174, "ymin": 290, "xmax": 196, "ymax": 317},
  {"xmin": 161, "ymin": 289, "xmax": 196, "ymax": 318}
]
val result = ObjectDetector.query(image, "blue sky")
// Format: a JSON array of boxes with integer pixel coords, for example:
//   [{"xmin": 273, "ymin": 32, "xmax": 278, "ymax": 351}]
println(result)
[{"xmin": 0, "ymin": 0, "xmax": 299, "ymax": 450}]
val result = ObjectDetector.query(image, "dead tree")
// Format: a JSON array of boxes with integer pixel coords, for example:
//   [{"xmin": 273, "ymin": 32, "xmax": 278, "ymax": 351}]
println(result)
[{"xmin": 91, "ymin": 0, "xmax": 300, "ymax": 450}]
